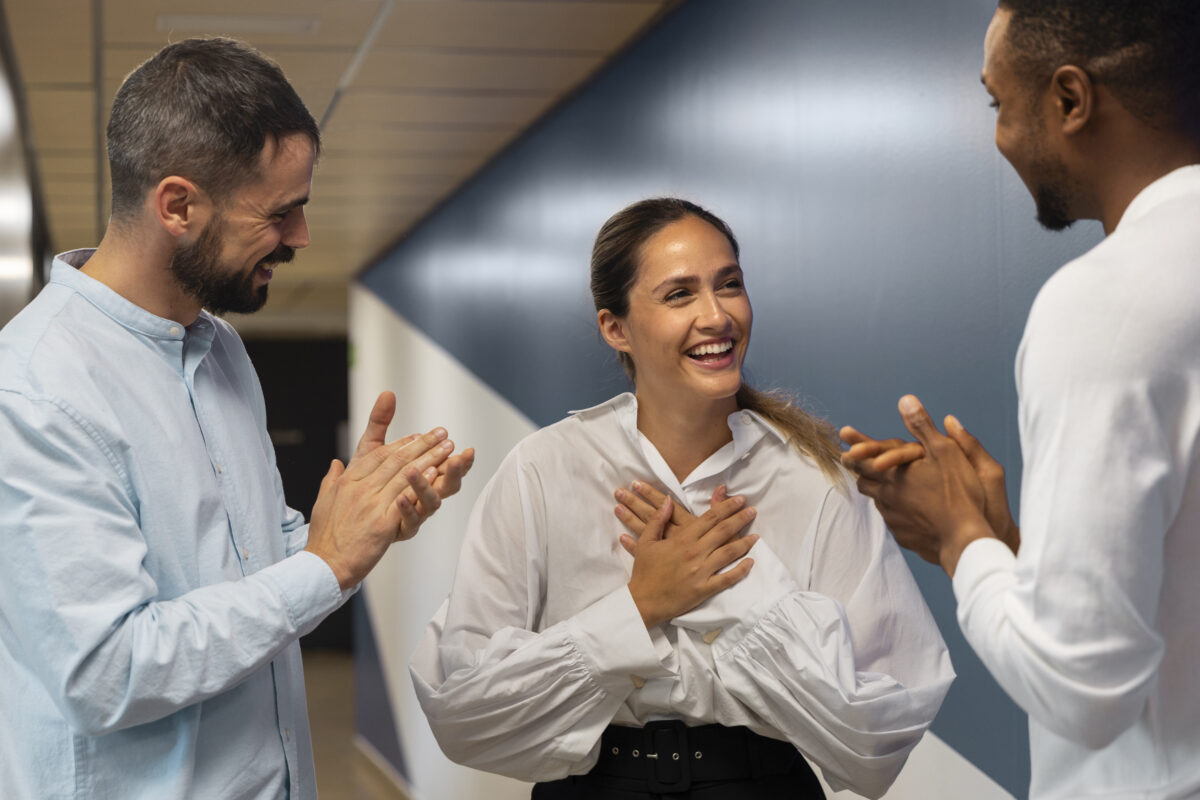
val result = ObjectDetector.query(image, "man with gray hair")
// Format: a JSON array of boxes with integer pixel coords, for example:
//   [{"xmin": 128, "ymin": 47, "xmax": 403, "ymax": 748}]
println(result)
[{"xmin": 0, "ymin": 38, "xmax": 473, "ymax": 799}]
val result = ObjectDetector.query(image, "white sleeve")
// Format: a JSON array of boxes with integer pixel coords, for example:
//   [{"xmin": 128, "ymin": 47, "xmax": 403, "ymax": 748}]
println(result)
[
  {"xmin": 953, "ymin": 298, "xmax": 1175, "ymax": 749},
  {"xmin": 671, "ymin": 486, "xmax": 954, "ymax": 799},
  {"xmin": 410, "ymin": 447, "xmax": 676, "ymax": 782}
]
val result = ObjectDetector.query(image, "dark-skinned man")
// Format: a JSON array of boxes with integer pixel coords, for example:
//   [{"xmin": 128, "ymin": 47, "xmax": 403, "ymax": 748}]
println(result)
[{"xmin": 841, "ymin": 2, "xmax": 1200, "ymax": 797}]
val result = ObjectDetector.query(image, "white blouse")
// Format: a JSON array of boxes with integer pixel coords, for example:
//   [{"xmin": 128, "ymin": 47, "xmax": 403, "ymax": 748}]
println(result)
[{"xmin": 411, "ymin": 393, "xmax": 954, "ymax": 798}]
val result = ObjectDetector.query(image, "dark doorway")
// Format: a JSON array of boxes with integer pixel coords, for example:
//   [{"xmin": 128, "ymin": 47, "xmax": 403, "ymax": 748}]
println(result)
[{"xmin": 244, "ymin": 337, "xmax": 352, "ymax": 651}]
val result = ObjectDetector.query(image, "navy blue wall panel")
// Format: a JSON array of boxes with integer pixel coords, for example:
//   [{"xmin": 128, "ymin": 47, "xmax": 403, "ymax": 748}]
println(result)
[{"xmin": 360, "ymin": 1, "xmax": 1106, "ymax": 795}]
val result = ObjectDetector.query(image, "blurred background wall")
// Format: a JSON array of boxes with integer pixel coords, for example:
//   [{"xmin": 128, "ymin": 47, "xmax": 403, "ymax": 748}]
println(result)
[{"xmin": 352, "ymin": 0, "xmax": 1105, "ymax": 798}]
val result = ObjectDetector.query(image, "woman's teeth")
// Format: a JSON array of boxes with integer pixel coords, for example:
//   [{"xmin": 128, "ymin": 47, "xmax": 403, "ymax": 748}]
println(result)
[{"xmin": 687, "ymin": 341, "xmax": 733, "ymax": 358}]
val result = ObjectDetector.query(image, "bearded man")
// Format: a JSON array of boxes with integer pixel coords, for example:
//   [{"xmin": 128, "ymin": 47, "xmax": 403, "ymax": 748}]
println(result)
[{"xmin": 0, "ymin": 38, "xmax": 473, "ymax": 799}]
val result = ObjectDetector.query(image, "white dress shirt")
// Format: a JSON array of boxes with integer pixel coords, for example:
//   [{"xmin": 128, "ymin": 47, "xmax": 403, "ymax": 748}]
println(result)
[
  {"xmin": 953, "ymin": 165, "xmax": 1200, "ymax": 799},
  {"xmin": 412, "ymin": 392, "xmax": 953, "ymax": 798}
]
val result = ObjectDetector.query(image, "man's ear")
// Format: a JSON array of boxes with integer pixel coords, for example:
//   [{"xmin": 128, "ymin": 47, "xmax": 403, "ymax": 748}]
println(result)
[
  {"xmin": 597, "ymin": 309, "xmax": 632, "ymax": 354},
  {"xmin": 153, "ymin": 176, "xmax": 209, "ymax": 238},
  {"xmin": 1050, "ymin": 65, "xmax": 1094, "ymax": 136}
]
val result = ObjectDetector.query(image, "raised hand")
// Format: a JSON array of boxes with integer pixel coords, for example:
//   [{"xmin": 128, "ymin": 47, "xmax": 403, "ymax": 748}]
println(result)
[
  {"xmin": 943, "ymin": 414, "xmax": 1020, "ymax": 555},
  {"xmin": 617, "ymin": 484, "xmax": 759, "ymax": 628},
  {"xmin": 840, "ymin": 426, "xmax": 925, "ymax": 475},
  {"xmin": 304, "ymin": 391, "xmax": 474, "ymax": 589},
  {"xmin": 345, "ymin": 391, "xmax": 476, "ymax": 524},
  {"xmin": 850, "ymin": 395, "xmax": 994, "ymax": 575}
]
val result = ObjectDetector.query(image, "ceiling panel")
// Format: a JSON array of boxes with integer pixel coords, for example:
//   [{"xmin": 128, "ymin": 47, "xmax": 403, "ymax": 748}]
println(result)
[
  {"xmin": 327, "ymin": 90, "xmax": 555, "ymax": 127},
  {"xmin": 24, "ymin": 89, "xmax": 95, "ymax": 150},
  {"xmin": 377, "ymin": 1, "xmax": 663, "ymax": 51},
  {"xmin": 355, "ymin": 48, "xmax": 602, "ymax": 92},
  {"xmin": 103, "ymin": 1, "xmax": 383, "ymax": 49},
  {"xmin": 33, "ymin": 151, "xmax": 95, "ymax": 178},
  {"xmin": 317, "ymin": 123, "xmax": 519, "ymax": 154},
  {"xmin": 320, "ymin": 153, "xmax": 483, "ymax": 178},
  {"xmin": 5, "ymin": 0, "xmax": 677, "ymax": 337},
  {"xmin": 4, "ymin": 0, "xmax": 92, "ymax": 85}
]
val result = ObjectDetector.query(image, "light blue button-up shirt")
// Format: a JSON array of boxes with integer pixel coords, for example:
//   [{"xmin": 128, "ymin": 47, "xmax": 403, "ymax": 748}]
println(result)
[{"xmin": 0, "ymin": 251, "xmax": 345, "ymax": 799}]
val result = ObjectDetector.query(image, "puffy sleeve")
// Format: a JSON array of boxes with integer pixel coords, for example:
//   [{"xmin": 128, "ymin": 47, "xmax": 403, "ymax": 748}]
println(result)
[
  {"xmin": 669, "ymin": 484, "xmax": 954, "ymax": 799},
  {"xmin": 410, "ymin": 445, "xmax": 676, "ymax": 781}
]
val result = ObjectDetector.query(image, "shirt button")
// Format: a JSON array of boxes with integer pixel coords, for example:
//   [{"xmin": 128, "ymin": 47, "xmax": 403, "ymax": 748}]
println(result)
[
  {"xmin": 169, "ymin": 325, "xmax": 181, "ymax": 336},
  {"xmin": 215, "ymin": 463, "xmax": 223, "ymax": 473},
  {"xmin": 242, "ymin": 548, "xmax": 250, "ymax": 560}
]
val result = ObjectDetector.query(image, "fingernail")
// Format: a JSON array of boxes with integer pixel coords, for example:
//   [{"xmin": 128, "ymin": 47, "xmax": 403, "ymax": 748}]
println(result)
[
  {"xmin": 614, "ymin": 505, "xmax": 626, "ymax": 517},
  {"xmin": 899, "ymin": 395, "xmax": 920, "ymax": 414},
  {"xmin": 632, "ymin": 480, "xmax": 643, "ymax": 491},
  {"xmin": 947, "ymin": 414, "xmax": 961, "ymax": 430},
  {"xmin": 433, "ymin": 428, "xmax": 448, "ymax": 440},
  {"xmin": 732, "ymin": 495, "xmax": 745, "ymax": 507},
  {"xmin": 746, "ymin": 507, "xmax": 757, "ymax": 519},
  {"xmin": 424, "ymin": 467, "xmax": 438, "ymax": 479},
  {"xmin": 440, "ymin": 441, "xmax": 454, "ymax": 451}
]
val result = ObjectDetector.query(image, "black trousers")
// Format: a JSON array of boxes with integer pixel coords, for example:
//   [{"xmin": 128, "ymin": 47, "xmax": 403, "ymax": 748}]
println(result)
[{"xmin": 531, "ymin": 723, "xmax": 825, "ymax": 800}]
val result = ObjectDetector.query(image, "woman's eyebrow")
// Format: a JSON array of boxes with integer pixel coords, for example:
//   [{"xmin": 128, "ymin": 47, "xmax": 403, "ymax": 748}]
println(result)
[{"xmin": 651, "ymin": 273, "xmax": 698, "ymax": 293}]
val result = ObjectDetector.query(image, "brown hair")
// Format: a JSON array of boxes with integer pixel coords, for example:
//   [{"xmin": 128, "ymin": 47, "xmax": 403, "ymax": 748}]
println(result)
[
  {"xmin": 590, "ymin": 198, "xmax": 844, "ymax": 482},
  {"xmin": 107, "ymin": 37, "xmax": 321, "ymax": 222}
]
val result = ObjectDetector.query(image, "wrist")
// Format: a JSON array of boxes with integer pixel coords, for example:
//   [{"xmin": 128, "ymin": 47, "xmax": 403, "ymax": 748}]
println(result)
[
  {"xmin": 305, "ymin": 543, "xmax": 356, "ymax": 590},
  {"xmin": 1000, "ymin": 523, "xmax": 1021, "ymax": 555},
  {"xmin": 940, "ymin": 516, "xmax": 994, "ymax": 578},
  {"xmin": 628, "ymin": 583, "xmax": 667, "ymax": 629}
]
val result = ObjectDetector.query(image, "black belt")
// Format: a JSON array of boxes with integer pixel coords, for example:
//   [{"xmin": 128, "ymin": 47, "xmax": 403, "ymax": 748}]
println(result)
[{"xmin": 589, "ymin": 721, "xmax": 813, "ymax": 794}]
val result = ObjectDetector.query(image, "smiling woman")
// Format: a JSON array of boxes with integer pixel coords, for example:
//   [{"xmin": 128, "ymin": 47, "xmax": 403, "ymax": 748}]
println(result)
[
  {"xmin": 411, "ymin": 198, "xmax": 955, "ymax": 799},
  {"xmin": 592, "ymin": 198, "xmax": 843, "ymax": 484}
]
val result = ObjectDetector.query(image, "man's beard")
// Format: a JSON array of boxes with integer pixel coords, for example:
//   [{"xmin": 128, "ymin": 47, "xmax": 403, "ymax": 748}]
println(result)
[
  {"xmin": 1033, "ymin": 175, "xmax": 1075, "ymax": 232},
  {"xmin": 169, "ymin": 215, "xmax": 295, "ymax": 315},
  {"xmin": 1028, "ymin": 136, "xmax": 1078, "ymax": 232}
]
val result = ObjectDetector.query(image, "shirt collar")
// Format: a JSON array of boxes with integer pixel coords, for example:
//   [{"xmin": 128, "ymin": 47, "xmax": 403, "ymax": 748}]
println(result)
[
  {"xmin": 570, "ymin": 391, "xmax": 790, "ymax": 483},
  {"xmin": 51, "ymin": 249, "xmax": 217, "ymax": 347},
  {"xmin": 1116, "ymin": 164, "xmax": 1200, "ymax": 232}
]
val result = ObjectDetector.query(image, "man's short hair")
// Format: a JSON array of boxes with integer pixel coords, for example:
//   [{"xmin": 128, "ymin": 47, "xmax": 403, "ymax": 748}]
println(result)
[
  {"xmin": 107, "ymin": 37, "xmax": 320, "ymax": 220},
  {"xmin": 998, "ymin": 0, "xmax": 1200, "ymax": 137}
]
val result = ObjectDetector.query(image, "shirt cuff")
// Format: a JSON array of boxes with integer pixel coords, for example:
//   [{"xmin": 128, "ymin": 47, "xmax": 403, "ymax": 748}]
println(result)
[
  {"xmin": 952, "ymin": 536, "xmax": 1018, "ymax": 609},
  {"xmin": 257, "ymin": 550, "xmax": 345, "ymax": 637},
  {"xmin": 565, "ymin": 586, "xmax": 676, "ymax": 690},
  {"xmin": 672, "ymin": 539, "xmax": 799, "ymax": 640}
]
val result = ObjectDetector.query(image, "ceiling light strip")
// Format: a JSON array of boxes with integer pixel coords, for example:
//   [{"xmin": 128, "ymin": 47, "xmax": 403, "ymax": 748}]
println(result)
[{"xmin": 320, "ymin": 0, "xmax": 395, "ymax": 131}]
